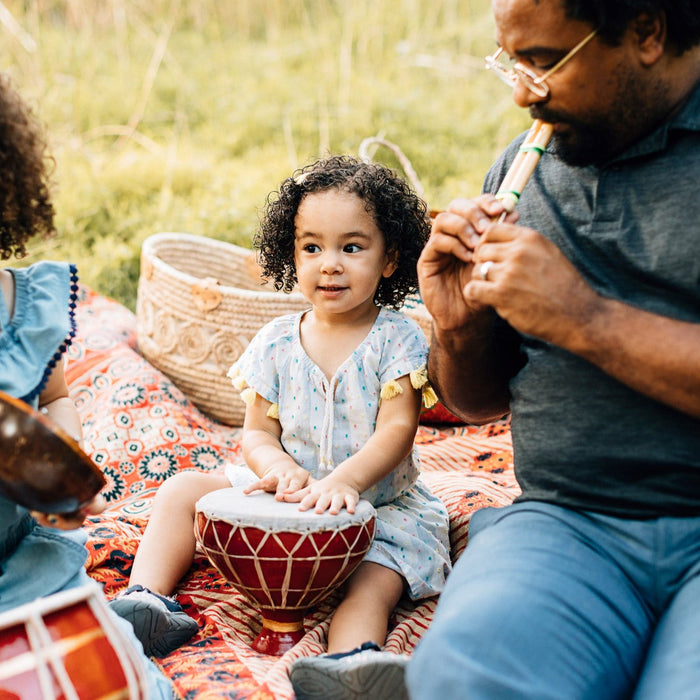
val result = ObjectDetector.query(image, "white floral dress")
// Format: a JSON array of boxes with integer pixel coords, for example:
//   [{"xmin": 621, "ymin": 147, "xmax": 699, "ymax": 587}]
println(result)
[{"xmin": 228, "ymin": 307, "xmax": 451, "ymax": 599}]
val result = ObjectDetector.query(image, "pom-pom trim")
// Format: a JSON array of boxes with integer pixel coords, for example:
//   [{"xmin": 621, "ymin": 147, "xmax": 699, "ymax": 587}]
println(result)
[{"xmin": 23, "ymin": 264, "xmax": 79, "ymax": 405}]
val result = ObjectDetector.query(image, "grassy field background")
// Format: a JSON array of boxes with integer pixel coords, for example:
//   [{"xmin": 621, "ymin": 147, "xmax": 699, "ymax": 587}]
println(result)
[{"xmin": 1, "ymin": 0, "xmax": 530, "ymax": 309}]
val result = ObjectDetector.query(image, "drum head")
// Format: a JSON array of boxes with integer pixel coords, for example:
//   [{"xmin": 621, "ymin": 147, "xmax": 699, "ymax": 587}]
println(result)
[
  {"xmin": 196, "ymin": 487, "xmax": 376, "ymax": 531},
  {"xmin": 0, "ymin": 390, "xmax": 105, "ymax": 513}
]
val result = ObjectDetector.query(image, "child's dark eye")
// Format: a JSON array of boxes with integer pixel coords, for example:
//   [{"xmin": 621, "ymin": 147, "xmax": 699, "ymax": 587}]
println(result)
[
  {"xmin": 344, "ymin": 243, "xmax": 362, "ymax": 253},
  {"xmin": 303, "ymin": 244, "xmax": 320, "ymax": 253}
]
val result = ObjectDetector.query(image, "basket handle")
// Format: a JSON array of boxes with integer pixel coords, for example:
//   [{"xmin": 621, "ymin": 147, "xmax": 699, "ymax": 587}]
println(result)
[{"xmin": 358, "ymin": 137, "xmax": 425, "ymax": 200}]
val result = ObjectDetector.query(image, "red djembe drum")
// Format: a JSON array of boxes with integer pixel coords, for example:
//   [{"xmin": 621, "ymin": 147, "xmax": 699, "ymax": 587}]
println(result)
[
  {"xmin": 0, "ymin": 581, "xmax": 148, "ymax": 699},
  {"xmin": 195, "ymin": 487, "xmax": 376, "ymax": 655}
]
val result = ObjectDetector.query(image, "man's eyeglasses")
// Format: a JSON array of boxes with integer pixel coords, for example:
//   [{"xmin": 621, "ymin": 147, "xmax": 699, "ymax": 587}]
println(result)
[{"xmin": 485, "ymin": 29, "xmax": 598, "ymax": 98}]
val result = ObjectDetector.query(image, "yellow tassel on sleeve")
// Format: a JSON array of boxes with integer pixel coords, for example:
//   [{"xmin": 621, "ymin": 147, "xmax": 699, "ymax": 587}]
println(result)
[
  {"xmin": 266, "ymin": 403, "xmax": 280, "ymax": 420},
  {"xmin": 422, "ymin": 384, "xmax": 439, "ymax": 409},
  {"xmin": 240, "ymin": 387, "xmax": 257, "ymax": 406},
  {"xmin": 410, "ymin": 365, "xmax": 428, "ymax": 390},
  {"xmin": 380, "ymin": 378, "xmax": 404, "ymax": 400},
  {"xmin": 231, "ymin": 375, "xmax": 247, "ymax": 390},
  {"xmin": 227, "ymin": 365, "xmax": 249, "ymax": 390}
]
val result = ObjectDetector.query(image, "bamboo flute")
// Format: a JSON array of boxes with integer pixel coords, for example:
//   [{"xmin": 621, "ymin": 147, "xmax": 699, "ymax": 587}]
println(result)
[
  {"xmin": 428, "ymin": 120, "xmax": 553, "ymax": 223},
  {"xmin": 494, "ymin": 119, "xmax": 553, "ymax": 216}
]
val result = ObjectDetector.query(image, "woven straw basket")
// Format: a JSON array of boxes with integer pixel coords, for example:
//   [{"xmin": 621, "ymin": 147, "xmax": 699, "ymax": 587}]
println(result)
[{"xmin": 136, "ymin": 232, "xmax": 310, "ymax": 426}]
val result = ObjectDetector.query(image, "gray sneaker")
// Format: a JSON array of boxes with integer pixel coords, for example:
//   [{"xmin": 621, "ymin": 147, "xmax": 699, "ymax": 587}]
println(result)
[
  {"xmin": 290, "ymin": 643, "xmax": 409, "ymax": 700},
  {"xmin": 109, "ymin": 585, "xmax": 199, "ymax": 657}
]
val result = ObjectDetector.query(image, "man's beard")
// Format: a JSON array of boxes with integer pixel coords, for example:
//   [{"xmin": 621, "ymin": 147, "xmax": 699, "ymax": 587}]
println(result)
[
  {"xmin": 530, "ymin": 65, "xmax": 668, "ymax": 167},
  {"xmin": 538, "ymin": 112, "xmax": 617, "ymax": 167}
]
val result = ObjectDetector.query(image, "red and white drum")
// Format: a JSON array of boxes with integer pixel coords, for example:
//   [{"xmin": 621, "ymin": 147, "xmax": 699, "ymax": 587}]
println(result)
[
  {"xmin": 195, "ymin": 487, "xmax": 376, "ymax": 656},
  {"xmin": 0, "ymin": 581, "xmax": 148, "ymax": 699}
]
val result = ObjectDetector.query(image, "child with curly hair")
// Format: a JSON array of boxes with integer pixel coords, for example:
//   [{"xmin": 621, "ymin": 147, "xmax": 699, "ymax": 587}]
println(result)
[
  {"xmin": 111, "ymin": 155, "xmax": 451, "ymax": 697},
  {"xmin": 0, "ymin": 73, "xmax": 173, "ymax": 698}
]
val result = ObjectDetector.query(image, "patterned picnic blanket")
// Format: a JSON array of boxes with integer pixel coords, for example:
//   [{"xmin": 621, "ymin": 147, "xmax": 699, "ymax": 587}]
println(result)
[{"xmin": 66, "ymin": 287, "xmax": 519, "ymax": 700}]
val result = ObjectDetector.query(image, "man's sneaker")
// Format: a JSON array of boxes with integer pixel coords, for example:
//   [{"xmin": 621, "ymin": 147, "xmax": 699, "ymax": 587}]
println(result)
[
  {"xmin": 290, "ymin": 641, "xmax": 409, "ymax": 700},
  {"xmin": 109, "ymin": 584, "xmax": 199, "ymax": 657}
]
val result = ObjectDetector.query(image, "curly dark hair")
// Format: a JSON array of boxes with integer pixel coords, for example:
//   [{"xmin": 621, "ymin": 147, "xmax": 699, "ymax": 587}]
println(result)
[
  {"xmin": 0, "ymin": 74, "xmax": 55, "ymax": 261},
  {"xmin": 561, "ymin": 0, "xmax": 700, "ymax": 54},
  {"xmin": 255, "ymin": 155, "xmax": 430, "ymax": 309}
]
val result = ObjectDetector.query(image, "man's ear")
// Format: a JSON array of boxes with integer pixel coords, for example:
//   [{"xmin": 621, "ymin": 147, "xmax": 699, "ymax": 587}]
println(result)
[
  {"xmin": 382, "ymin": 249, "xmax": 399, "ymax": 278},
  {"xmin": 632, "ymin": 12, "xmax": 666, "ymax": 66}
]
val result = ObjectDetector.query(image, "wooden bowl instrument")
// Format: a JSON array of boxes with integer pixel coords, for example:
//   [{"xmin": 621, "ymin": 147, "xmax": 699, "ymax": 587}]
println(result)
[{"xmin": 0, "ymin": 390, "xmax": 105, "ymax": 514}]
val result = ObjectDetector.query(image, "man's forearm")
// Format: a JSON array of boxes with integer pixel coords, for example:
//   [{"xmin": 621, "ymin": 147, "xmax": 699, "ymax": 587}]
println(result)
[
  {"xmin": 568, "ymin": 297, "xmax": 700, "ymax": 419},
  {"xmin": 428, "ymin": 317, "xmax": 512, "ymax": 424}
]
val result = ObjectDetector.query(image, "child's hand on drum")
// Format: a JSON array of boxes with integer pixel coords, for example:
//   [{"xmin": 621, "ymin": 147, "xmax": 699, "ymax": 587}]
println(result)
[
  {"xmin": 289, "ymin": 475, "xmax": 360, "ymax": 515},
  {"xmin": 243, "ymin": 461, "xmax": 311, "ymax": 501}
]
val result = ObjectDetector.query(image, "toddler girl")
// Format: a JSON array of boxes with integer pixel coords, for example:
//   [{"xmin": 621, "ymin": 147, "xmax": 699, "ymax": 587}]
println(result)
[{"xmin": 111, "ymin": 156, "xmax": 451, "ymax": 698}]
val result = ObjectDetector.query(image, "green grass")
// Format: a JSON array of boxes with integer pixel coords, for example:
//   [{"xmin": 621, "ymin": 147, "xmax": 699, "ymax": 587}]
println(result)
[{"xmin": 1, "ymin": 0, "xmax": 531, "ymax": 309}]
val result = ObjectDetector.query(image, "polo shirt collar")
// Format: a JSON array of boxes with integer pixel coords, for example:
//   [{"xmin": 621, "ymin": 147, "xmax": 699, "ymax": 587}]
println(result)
[{"xmin": 608, "ymin": 77, "xmax": 700, "ymax": 165}]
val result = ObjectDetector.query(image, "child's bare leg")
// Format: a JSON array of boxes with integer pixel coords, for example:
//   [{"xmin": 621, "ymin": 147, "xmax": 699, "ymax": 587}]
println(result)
[
  {"xmin": 110, "ymin": 471, "xmax": 230, "ymax": 657},
  {"xmin": 290, "ymin": 562, "xmax": 408, "ymax": 699},
  {"xmin": 128, "ymin": 471, "xmax": 230, "ymax": 595},
  {"xmin": 327, "ymin": 561, "xmax": 405, "ymax": 653}
]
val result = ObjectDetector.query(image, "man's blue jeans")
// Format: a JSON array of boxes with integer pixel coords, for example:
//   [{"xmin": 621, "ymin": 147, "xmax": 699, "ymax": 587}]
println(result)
[{"xmin": 407, "ymin": 501, "xmax": 700, "ymax": 699}]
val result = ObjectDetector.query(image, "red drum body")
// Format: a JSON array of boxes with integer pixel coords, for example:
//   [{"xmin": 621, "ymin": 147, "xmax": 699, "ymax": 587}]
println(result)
[
  {"xmin": 0, "ymin": 582, "xmax": 148, "ymax": 700},
  {"xmin": 195, "ymin": 487, "xmax": 376, "ymax": 655}
]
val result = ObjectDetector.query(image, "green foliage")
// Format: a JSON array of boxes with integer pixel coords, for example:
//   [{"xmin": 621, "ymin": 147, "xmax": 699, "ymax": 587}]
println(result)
[{"xmin": 1, "ymin": 0, "xmax": 530, "ymax": 309}]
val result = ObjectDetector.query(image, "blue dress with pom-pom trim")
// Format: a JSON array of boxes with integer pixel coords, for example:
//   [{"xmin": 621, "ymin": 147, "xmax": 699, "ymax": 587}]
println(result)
[
  {"xmin": 0, "ymin": 263, "xmax": 174, "ymax": 696},
  {"xmin": 0, "ymin": 261, "xmax": 87, "ymax": 610},
  {"xmin": 0, "ymin": 261, "xmax": 78, "ymax": 406}
]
